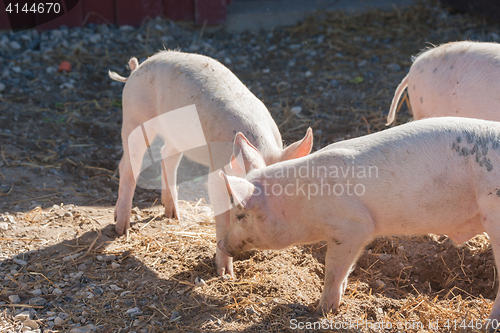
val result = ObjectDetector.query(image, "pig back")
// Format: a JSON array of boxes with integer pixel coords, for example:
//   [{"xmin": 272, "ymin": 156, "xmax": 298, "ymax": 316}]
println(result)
[
  {"xmin": 408, "ymin": 41, "xmax": 500, "ymax": 121},
  {"xmin": 122, "ymin": 51, "xmax": 283, "ymax": 168}
]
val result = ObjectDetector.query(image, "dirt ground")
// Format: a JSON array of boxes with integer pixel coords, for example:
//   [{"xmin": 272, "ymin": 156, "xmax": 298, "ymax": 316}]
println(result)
[{"xmin": 1, "ymin": 0, "xmax": 500, "ymax": 332}]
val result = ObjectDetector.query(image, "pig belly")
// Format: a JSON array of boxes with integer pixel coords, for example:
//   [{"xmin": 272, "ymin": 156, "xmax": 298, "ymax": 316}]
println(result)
[
  {"xmin": 365, "ymin": 169, "xmax": 485, "ymax": 243},
  {"xmin": 182, "ymin": 146, "xmax": 210, "ymax": 167},
  {"xmin": 182, "ymin": 142, "xmax": 234, "ymax": 171}
]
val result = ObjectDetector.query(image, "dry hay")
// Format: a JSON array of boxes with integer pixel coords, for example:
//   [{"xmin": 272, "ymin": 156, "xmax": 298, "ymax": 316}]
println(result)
[{"xmin": 0, "ymin": 200, "xmax": 496, "ymax": 332}]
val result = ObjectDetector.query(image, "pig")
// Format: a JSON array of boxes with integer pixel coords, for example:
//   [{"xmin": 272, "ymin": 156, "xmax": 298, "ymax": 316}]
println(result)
[
  {"xmin": 108, "ymin": 50, "xmax": 313, "ymax": 277},
  {"xmin": 386, "ymin": 41, "xmax": 500, "ymax": 126},
  {"xmin": 219, "ymin": 116, "xmax": 500, "ymax": 325}
]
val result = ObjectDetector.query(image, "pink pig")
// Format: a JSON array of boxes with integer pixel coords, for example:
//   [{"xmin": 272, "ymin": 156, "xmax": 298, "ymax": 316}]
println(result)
[
  {"xmin": 386, "ymin": 41, "xmax": 500, "ymax": 125},
  {"xmin": 219, "ymin": 117, "xmax": 500, "ymax": 327},
  {"xmin": 108, "ymin": 51, "xmax": 313, "ymax": 277}
]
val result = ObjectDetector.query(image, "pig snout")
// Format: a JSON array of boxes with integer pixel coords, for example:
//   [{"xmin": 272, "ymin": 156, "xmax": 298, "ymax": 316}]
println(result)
[{"xmin": 217, "ymin": 239, "xmax": 233, "ymax": 258}]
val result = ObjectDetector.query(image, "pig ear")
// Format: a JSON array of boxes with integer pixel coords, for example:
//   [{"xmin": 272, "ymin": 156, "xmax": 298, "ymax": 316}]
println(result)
[
  {"xmin": 230, "ymin": 153, "xmax": 244, "ymax": 174},
  {"xmin": 233, "ymin": 133, "xmax": 266, "ymax": 174},
  {"xmin": 282, "ymin": 127, "xmax": 313, "ymax": 160},
  {"xmin": 219, "ymin": 171, "xmax": 255, "ymax": 208}
]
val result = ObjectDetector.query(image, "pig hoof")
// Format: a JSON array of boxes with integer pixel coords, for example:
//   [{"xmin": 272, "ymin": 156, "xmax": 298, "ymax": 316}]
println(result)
[
  {"xmin": 114, "ymin": 220, "xmax": 129, "ymax": 236},
  {"xmin": 315, "ymin": 302, "xmax": 333, "ymax": 316},
  {"xmin": 163, "ymin": 206, "xmax": 178, "ymax": 220},
  {"xmin": 114, "ymin": 225, "xmax": 125, "ymax": 236},
  {"xmin": 216, "ymin": 251, "xmax": 234, "ymax": 278},
  {"xmin": 217, "ymin": 266, "xmax": 234, "ymax": 279},
  {"xmin": 314, "ymin": 307, "xmax": 325, "ymax": 316}
]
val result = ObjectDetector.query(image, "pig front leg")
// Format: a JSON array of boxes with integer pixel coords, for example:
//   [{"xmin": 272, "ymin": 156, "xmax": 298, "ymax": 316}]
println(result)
[
  {"xmin": 161, "ymin": 145, "xmax": 182, "ymax": 219},
  {"xmin": 485, "ymin": 231, "xmax": 500, "ymax": 333},
  {"xmin": 316, "ymin": 233, "xmax": 371, "ymax": 315},
  {"xmin": 471, "ymin": 196, "xmax": 500, "ymax": 332},
  {"xmin": 480, "ymin": 211, "xmax": 500, "ymax": 331},
  {"xmin": 215, "ymin": 211, "xmax": 234, "ymax": 277},
  {"xmin": 208, "ymin": 172, "xmax": 234, "ymax": 277}
]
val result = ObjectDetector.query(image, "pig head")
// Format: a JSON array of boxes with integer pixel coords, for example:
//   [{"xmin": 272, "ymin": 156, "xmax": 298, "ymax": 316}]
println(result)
[
  {"xmin": 218, "ymin": 132, "xmax": 355, "ymax": 315},
  {"xmin": 220, "ymin": 131, "xmax": 360, "ymax": 316}
]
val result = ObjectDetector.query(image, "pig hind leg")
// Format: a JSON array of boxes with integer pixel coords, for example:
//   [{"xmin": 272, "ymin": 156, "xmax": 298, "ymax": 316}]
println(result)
[
  {"xmin": 161, "ymin": 145, "xmax": 182, "ymax": 219},
  {"xmin": 115, "ymin": 129, "xmax": 153, "ymax": 235},
  {"xmin": 316, "ymin": 230, "xmax": 371, "ymax": 315}
]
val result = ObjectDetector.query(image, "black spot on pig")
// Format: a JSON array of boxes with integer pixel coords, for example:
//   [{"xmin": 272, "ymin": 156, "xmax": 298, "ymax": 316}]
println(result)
[
  {"xmin": 493, "ymin": 139, "xmax": 500, "ymax": 150},
  {"xmin": 497, "ymin": 189, "xmax": 500, "ymax": 197},
  {"xmin": 413, "ymin": 84, "xmax": 416, "ymax": 91},
  {"xmin": 484, "ymin": 158, "xmax": 493, "ymax": 171},
  {"xmin": 246, "ymin": 131, "xmax": 258, "ymax": 142},
  {"xmin": 450, "ymin": 66, "xmax": 454, "ymax": 70},
  {"xmin": 482, "ymin": 144, "xmax": 489, "ymax": 156},
  {"xmin": 476, "ymin": 151, "xmax": 482, "ymax": 163},
  {"xmin": 329, "ymin": 237, "xmax": 342, "ymax": 246},
  {"xmin": 433, "ymin": 67, "xmax": 438, "ymax": 73},
  {"xmin": 420, "ymin": 97, "xmax": 423, "ymax": 103},
  {"xmin": 453, "ymin": 130, "xmax": 496, "ymax": 171},
  {"xmin": 236, "ymin": 212, "xmax": 248, "ymax": 220}
]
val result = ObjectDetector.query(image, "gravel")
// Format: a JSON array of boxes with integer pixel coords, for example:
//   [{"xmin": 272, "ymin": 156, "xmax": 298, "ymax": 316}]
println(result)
[
  {"xmin": 8, "ymin": 294, "xmax": 21, "ymax": 304},
  {"xmin": 125, "ymin": 307, "xmax": 142, "ymax": 318},
  {"xmin": 29, "ymin": 297, "xmax": 47, "ymax": 307}
]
